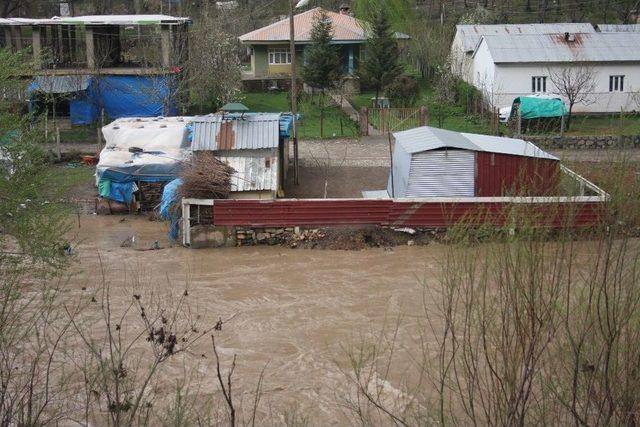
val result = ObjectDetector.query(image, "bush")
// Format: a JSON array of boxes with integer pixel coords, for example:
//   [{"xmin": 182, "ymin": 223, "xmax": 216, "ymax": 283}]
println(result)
[{"xmin": 385, "ymin": 74, "xmax": 419, "ymax": 107}]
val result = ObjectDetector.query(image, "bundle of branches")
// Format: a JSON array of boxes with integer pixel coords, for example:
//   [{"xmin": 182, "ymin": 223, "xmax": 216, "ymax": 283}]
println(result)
[{"xmin": 179, "ymin": 153, "xmax": 236, "ymax": 199}]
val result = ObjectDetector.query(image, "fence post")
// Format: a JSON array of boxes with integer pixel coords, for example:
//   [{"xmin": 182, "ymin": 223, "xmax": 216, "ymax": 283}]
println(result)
[
  {"xmin": 419, "ymin": 105, "xmax": 428, "ymax": 126},
  {"xmin": 360, "ymin": 107, "xmax": 369, "ymax": 136}
]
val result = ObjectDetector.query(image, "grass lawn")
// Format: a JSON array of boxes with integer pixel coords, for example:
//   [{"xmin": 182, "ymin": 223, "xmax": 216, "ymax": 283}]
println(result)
[
  {"xmin": 349, "ymin": 82, "xmax": 494, "ymax": 135},
  {"xmin": 43, "ymin": 163, "xmax": 95, "ymax": 199},
  {"xmin": 240, "ymin": 92, "xmax": 359, "ymax": 139},
  {"xmin": 564, "ymin": 114, "xmax": 640, "ymax": 136},
  {"xmin": 350, "ymin": 80, "xmax": 640, "ymax": 137},
  {"xmin": 59, "ymin": 125, "xmax": 96, "ymax": 144}
]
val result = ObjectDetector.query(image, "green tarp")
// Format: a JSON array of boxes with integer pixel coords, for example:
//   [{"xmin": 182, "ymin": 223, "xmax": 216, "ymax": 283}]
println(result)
[{"xmin": 510, "ymin": 97, "xmax": 568, "ymax": 120}]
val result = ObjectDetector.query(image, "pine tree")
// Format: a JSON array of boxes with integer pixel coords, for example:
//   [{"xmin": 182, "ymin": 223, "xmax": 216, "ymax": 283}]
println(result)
[
  {"xmin": 301, "ymin": 10, "xmax": 342, "ymax": 91},
  {"xmin": 300, "ymin": 10, "xmax": 342, "ymax": 137},
  {"xmin": 359, "ymin": 8, "xmax": 403, "ymax": 103}
]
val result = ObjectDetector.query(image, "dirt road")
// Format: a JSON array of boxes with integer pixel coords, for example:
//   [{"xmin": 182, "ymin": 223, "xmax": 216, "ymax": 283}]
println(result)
[{"xmin": 68, "ymin": 215, "xmax": 439, "ymax": 423}]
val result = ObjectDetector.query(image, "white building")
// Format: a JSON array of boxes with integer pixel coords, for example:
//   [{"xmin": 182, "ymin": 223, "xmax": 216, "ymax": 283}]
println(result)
[
  {"xmin": 469, "ymin": 32, "xmax": 640, "ymax": 113},
  {"xmin": 450, "ymin": 23, "xmax": 595, "ymax": 83}
]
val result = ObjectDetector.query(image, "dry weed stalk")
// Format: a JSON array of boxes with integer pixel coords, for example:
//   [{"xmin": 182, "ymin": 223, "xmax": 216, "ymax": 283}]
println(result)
[
  {"xmin": 180, "ymin": 152, "xmax": 236, "ymax": 199},
  {"xmin": 341, "ymin": 156, "xmax": 640, "ymax": 425}
]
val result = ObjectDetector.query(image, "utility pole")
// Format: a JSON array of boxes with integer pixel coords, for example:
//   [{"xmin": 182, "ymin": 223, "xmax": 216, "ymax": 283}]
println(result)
[{"xmin": 289, "ymin": 0, "xmax": 299, "ymax": 184}]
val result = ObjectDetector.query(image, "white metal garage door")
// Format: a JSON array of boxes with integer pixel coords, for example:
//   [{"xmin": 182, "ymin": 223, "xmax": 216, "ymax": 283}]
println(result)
[{"xmin": 404, "ymin": 150, "xmax": 475, "ymax": 197}]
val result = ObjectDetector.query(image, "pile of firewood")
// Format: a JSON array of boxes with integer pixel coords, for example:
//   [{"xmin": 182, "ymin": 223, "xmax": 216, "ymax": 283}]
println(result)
[
  {"xmin": 179, "ymin": 153, "xmax": 235, "ymax": 199},
  {"xmin": 138, "ymin": 182, "xmax": 165, "ymax": 212}
]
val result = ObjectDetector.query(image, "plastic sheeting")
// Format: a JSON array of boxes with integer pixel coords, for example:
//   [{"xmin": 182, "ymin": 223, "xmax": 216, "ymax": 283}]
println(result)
[
  {"xmin": 159, "ymin": 178, "xmax": 182, "ymax": 240},
  {"xmin": 511, "ymin": 96, "xmax": 568, "ymax": 120},
  {"xmin": 109, "ymin": 181, "xmax": 137, "ymax": 204},
  {"xmin": 27, "ymin": 75, "xmax": 178, "ymax": 125},
  {"xmin": 96, "ymin": 116, "xmax": 191, "ymax": 186},
  {"xmin": 93, "ymin": 76, "xmax": 178, "ymax": 119},
  {"xmin": 70, "ymin": 97, "xmax": 98, "ymax": 125}
]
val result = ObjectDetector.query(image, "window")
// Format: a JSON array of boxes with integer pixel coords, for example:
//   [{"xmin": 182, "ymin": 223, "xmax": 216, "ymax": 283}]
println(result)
[
  {"xmin": 609, "ymin": 75, "xmax": 624, "ymax": 92},
  {"xmin": 531, "ymin": 76, "xmax": 547, "ymax": 93},
  {"xmin": 268, "ymin": 48, "xmax": 291, "ymax": 65}
]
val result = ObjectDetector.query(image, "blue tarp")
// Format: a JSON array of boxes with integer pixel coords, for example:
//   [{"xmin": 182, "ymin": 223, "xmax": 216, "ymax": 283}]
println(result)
[
  {"xmin": 28, "ymin": 75, "xmax": 178, "ymax": 124},
  {"xmin": 109, "ymin": 181, "xmax": 136, "ymax": 204},
  {"xmin": 159, "ymin": 178, "xmax": 183, "ymax": 240},
  {"xmin": 70, "ymin": 98, "xmax": 98, "ymax": 125},
  {"xmin": 93, "ymin": 76, "xmax": 178, "ymax": 119}
]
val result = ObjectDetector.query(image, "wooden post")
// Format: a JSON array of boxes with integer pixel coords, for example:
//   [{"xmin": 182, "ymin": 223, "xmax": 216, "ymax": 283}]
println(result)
[
  {"xmin": 360, "ymin": 107, "xmax": 369, "ymax": 136},
  {"xmin": 55, "ymin": 125, "xmax": 61, "ymax": 161},
  {"xmin": 560, "ymin": 114, "xmax": 566, "ymax": 136},
  {"xmin": 160, "ymin": 24, "xmax": 171, "ymax": 67},
  {"xmin": 419, "ymin": 105, "xmax": 428, "ymax": 126},
  {"xmin": 4, "ymin": 27, "xmax": 13, "ymax": 51},
  {"xmin": 85, "ymin": 26, "xmax": 95, "ymax": 69},
  {"xmin": 289, "ymin": 0, "xmax": 299, "ymax": 185},
  {"xmin": 388, "ymin": 130, "xmax": 395, "ymax": 197},
  {"xmin": 182, "ymin": 200, "xmax": 191, "ymax": 246},
  {"xmin": 32, "ymin": 26, "xmax": 42, "ymax": 69},
  {"xmin": 11, "ymin": 26, "xmax": 22, "ymax": 50},
  {"xmin": 516, "ymin": 108, "xmax": 522, "ymax": 137}
]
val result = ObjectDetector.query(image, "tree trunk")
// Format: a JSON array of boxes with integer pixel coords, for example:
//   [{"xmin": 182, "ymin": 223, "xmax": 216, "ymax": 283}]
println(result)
[
  {"xmin": 320, "ymin": 91, "xmax": 324, "ymax": 138},
  {"xmin": 566, "ymin": 103, "xmax": 574, "ymax": 130}
]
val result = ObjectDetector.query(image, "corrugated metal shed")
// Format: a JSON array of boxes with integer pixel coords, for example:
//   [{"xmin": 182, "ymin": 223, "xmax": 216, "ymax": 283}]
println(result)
[
  {"xmin": 191, "ymin": 114, "xmax": 281, "ymax": 151},
  {"xmin": 596, "ymin": 24, "xmax": 640, "ymax": 32},
  {"xmin": 393, "ymin": 126, "xmax": 557, "ymax": 160},
  {"xmin": 405, "ymin": 151, "xmax": 475, "ymax": 197},
  {"xmin": 475, "ymin": 152, "xmax": 560, "ymax": 197},
  {"xmin": 478, "ymin": 32, "xmax": 640, "ymax": 63},
  {"xmin": 456, "ymin": 23, "xmax": 595, "ymax": 52},
  {"xmin": 219, "ymin": 155, "xmax": 278, "ymax": 193}
]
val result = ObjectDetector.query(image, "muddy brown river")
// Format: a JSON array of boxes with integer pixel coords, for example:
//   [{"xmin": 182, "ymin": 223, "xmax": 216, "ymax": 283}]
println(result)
[{"xmin": 66, "ymin": 216, "xmax": 442, "ymax": 424}]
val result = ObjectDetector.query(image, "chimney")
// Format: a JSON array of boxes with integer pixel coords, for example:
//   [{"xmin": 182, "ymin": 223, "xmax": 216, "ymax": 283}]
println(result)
[
  {"xmin": 564, "ymin": 32, "xmax": 576, "ymax": 42},
  {"xmin": 339, "ymin": 4, "xmax": 352, "ymax": 15}
]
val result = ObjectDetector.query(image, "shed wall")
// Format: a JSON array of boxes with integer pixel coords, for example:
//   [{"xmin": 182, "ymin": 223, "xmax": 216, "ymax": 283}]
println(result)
[
  {"xmin": 406, "ymin": 150, "xmax": 475, "ymax": 197},
  {"xmin": 475, "ymin": 152, "xmax": 560, "ymax": 196}
]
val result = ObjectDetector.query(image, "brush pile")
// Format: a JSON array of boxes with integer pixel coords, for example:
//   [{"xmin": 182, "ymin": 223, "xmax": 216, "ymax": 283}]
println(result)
[{"xmin": 179, "ymin": 153, "xmax": 236, "ymax": 199}]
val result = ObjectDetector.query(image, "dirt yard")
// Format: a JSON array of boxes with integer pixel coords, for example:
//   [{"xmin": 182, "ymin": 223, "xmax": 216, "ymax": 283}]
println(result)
[{"xmin": 65, "ymin": 215, "xmax": 439, "ymax": 424}]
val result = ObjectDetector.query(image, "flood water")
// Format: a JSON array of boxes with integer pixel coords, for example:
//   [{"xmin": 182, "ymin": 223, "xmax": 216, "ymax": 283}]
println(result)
[{"xmin": 67, "ymin": 215, "xmax": 442, "ymax": 424}]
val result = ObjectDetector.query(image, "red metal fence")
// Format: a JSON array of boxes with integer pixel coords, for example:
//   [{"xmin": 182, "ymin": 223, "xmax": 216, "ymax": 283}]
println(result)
[{"xmin": 209, "ymin": 198, "xmax": 606, "ymax": 229}]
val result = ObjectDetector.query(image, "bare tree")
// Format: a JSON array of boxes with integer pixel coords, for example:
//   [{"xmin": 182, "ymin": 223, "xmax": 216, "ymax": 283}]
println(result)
[{"xmin": 548, "ymin": 62, "xmax": 597, "ymax": 130}]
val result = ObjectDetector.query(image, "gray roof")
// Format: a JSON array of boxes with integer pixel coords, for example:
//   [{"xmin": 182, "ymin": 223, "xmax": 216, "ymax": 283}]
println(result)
[
  {"xmin": 478, "ymin": 32, "xmax": 640, "ymax": 63},
  {"xmin": 0, "ymin": 15, "xmax": 190, "ymax": 26},
  {"xmin": 393, "ymin": 126, "xmax": 558, "ymax": 160},
  {"xmin": 220, "ymin": 154, "xmax": 278, "ymax": 193},
  {"xmin": 596, "ymin": 24, "xmax": 640, "ymax": 32},
  {"xmin": 456, "ymin": 23, "xmax": 595, "ymax": 52},
  {"xmin": 30, "ymin": 75, "xmax": 91, "ymax": 93},
  {"xmin": 190, "ymin": 113, "xmax": 281, "ymax": 151}
]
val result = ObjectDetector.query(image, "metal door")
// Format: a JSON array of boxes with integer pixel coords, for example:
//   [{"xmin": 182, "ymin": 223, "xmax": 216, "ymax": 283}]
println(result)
[{"xmin": 404, "ymin": 150, "xmax": 475, "ymax": 197}]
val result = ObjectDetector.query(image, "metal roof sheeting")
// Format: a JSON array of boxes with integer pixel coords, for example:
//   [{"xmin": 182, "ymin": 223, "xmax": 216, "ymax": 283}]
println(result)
[
  {"xmin": 30, "ymin": 75, "xmax": 91, "ymax": 93},
  {"xmin": 219, "ymin": 155, "xmax": 278, "ymax": 193},
  {"xmin": 240, "ymin": 8, "xmax": 367, "ymax": 42},
  {"xmin": 191, "ymin": 114, "xmax": 281, "ymax": 151},
  {"xmin": 479, "ymin": 32, "xmax": 640, "ymax": 63},
  {"xmin": 0, "ymin": 15, "xmax": 190, "ymax": 26},
  {"xmin": 456, "ymin": 23, "xmax": 595, "ymax": 52},
  {"xmin": 393, "ymin": 126, "xmax": 558, "ymax": 160},
  {"xmin": 596, "ymin": 24, "xmax": 640, "ymax": 32}
]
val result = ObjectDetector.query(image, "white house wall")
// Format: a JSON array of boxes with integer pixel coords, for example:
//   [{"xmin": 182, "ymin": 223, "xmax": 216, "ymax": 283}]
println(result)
[
  {"xmin": 471, "ymin": 41, "xmax": 496, "ymax": 103},
  {"xmin": 472, "ymin": 40, "xmax": 640, "ymax": 113},
  {"xmin": 450, "ymin": 33, "xmax": 474, "ymax": 83},
  {"xmin": 492, "ymin": 63, "xmax": 640, "ymax": 113}
]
